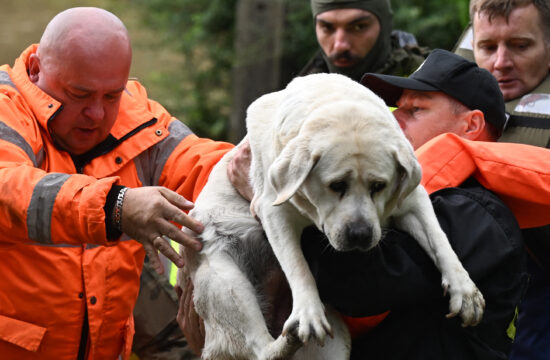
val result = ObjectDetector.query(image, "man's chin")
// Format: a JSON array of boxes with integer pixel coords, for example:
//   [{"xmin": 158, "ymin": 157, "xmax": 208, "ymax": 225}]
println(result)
[{"xmin": 500, "ymin": 87, "xmax": 524, "ymax": 102}]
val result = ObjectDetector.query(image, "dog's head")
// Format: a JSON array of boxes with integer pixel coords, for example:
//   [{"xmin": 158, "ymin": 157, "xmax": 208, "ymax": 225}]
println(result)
[{"xmin": 268, "ymin": 100, "xmax": 421, "ymax": 252}]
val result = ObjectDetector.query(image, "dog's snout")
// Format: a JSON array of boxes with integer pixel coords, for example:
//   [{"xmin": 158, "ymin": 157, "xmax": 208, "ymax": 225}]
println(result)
[{"xmin": 344, "ymin": 220, "xmax": 373, "ymax": 249}]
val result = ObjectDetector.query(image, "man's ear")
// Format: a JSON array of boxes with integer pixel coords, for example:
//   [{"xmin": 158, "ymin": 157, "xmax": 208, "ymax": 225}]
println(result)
[
  {"xmin": 463, "ymin": 109, "xmax": 486, "ymax": 140},
  {"xmin": 28, "ymin": 54, "xmax": 40, "ymax": 83}
]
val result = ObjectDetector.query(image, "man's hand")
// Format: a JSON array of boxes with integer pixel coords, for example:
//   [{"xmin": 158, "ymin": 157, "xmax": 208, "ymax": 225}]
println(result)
[
  {"xmin": 227, "ymin": 138, "xmax": 253, "ymax": 201},
  {"xmin": 119, "ymin": 186, "xmax": 203, "ymax": 274},
  {"xmin": 176, "ymin": 278, "xmax": 205, "ymax": 356}
]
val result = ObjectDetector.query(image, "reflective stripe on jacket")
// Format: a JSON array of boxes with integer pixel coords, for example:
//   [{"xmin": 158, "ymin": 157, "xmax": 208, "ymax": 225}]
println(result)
[{"xmin": 0, "ymin": 44, "xmax": 232, "ymax": 360}]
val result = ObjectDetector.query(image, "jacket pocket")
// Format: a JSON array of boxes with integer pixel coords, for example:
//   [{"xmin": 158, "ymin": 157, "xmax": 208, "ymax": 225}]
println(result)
[{"xmin": 0, "ymin": 314, "xmax": 46, "ymax": 352}]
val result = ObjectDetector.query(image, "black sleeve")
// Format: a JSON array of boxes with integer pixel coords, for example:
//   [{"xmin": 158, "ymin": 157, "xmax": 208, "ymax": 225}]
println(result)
[{"xmin": 302, "ymin": 183, "xmax": 524, "ymax": 317}]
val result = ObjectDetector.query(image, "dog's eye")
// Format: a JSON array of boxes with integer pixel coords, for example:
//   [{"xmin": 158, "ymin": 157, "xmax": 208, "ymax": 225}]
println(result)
[
  {"xmin": 329, "ymin": 180, "xmax": 348, "ymax": 195},
  {"xmin": 370, "ymin": 181, "xmax": 386, "ymax": 197}
]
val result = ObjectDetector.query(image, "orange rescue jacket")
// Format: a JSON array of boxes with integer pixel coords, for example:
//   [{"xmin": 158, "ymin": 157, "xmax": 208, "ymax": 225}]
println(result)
[
  {"xmin": 0, "ymin": 44, "xmax": 232, "ymax": 359},
  {"xmin": 343, "ymin": 132, "xmax": 550, "ymax": 338}
]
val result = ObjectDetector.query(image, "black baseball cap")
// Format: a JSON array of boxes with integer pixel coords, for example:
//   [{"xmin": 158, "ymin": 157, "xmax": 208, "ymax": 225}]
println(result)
[{"xmin": 360, "ymin": 49, "xmax": 507, "ymax": 131}]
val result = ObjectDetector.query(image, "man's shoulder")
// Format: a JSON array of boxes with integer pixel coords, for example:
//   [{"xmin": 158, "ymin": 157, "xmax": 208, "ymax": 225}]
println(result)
[
  {"xmin": 377, "ymin": 34, "xmax": 430, "ymax": 77},
  {"xmin": 502, "ymin": 73, "xmax": 550, "ymax": 148}
]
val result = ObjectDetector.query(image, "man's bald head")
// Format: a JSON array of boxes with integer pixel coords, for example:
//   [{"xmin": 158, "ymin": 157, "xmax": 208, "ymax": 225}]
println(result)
[{"xmin": 37, "ymin": 7, "xmax": 132, "ymax": 72}]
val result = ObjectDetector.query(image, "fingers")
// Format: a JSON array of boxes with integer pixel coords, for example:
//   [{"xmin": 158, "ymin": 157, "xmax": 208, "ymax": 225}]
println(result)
[
  {"xmin": 159, "ymin": 187, "xmax": 196, "ymax": 213},
  {"xmin": 153, "ymin": 235, "xmax": 185, "ymax": 268},
  {"xmin": 141, "ymin": 239, "xmax": 165, "ymax": 275}
]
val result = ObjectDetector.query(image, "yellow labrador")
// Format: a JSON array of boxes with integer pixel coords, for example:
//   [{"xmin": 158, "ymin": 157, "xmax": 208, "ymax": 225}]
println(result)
[{"xmin": 179, "ymin": 73, "xmax": 485, "ymax": 360}]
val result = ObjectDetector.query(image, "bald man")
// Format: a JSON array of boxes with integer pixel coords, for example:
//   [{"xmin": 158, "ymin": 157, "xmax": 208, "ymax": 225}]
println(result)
[{"xmin": 0, "ymin": 7, "xmax": 231, "ymax": 359}]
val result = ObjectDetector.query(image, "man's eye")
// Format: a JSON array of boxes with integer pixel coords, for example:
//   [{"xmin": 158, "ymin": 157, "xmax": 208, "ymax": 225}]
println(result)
[
  {"xmin": 352, "ymin": 23, "xmax": 368, "ymax": 32},
  {"xmin": 70, "ymin": 92, "xmax": 88, "ymax": 99}
]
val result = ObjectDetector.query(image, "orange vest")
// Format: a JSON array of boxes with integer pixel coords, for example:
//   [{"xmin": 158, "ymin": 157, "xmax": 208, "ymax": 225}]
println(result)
[
  {"xmin": 0, "ymin": 45, "xmax": 232, "ymax": 359},
  {"xmin": 343, "ymin": 133, "xmax": 550, "ymax": 338}
]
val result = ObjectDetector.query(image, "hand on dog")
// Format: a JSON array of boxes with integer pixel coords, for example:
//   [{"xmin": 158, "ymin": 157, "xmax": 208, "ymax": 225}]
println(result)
[
  {"xmin": 119, "ymin": 186, "xmax": 204, "ymax": 274},
  {"xmin": 176, "ymin": 277, "xmax": 205, "ymax": 356},
  {"xmin": 227, "ymin": 138, "xmax": 254, "ymax": 201}
]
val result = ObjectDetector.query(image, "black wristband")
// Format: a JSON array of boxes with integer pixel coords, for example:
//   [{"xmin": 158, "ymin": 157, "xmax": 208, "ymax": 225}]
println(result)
[{"xmin": 105, "ymin": 185, "xmax": 125, "ymax": 240}]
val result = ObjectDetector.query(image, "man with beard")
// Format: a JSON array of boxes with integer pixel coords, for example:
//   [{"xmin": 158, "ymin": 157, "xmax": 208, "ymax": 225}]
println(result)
[{"xmin": 299, "ymin": 0, "xmax": 429, "ymax": 81}]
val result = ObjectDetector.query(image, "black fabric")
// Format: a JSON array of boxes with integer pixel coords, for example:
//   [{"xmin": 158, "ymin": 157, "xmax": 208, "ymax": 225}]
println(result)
[{"xmin": 302, "ymin": 179, "xmax": 527, "ymax": 359}]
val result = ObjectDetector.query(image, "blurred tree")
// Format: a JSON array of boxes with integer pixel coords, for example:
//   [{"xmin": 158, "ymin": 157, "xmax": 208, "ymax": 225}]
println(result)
[
  {"xmin": 130, "ymin": 0, "xmax": 469, "ymax": 141},
  {"xmin": 230, "ymin": 0, "xmax": 285, "ymax": 143},
  {"xmin": 392, "ymin": 0, "xmax": 470, "ymax": 50}
]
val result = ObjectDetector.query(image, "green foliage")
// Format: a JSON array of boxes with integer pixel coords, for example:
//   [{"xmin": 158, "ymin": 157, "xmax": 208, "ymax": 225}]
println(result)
[
  {"xmin": 392, "ymin": 0, "xmax": 470, "ymax": 50},
  {"xmin": 130, "ymin": 0, "xmax": 470, "ymax": 140},
  {"xmin": 131, "ymin": 0, "xmax": 237, "ymax": 140}
]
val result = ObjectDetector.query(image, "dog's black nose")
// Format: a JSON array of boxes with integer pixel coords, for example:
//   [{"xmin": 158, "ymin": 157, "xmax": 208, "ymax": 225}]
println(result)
[{"xmin": 345, "ymin": 220, "xmax": 372, "ymax": 249}]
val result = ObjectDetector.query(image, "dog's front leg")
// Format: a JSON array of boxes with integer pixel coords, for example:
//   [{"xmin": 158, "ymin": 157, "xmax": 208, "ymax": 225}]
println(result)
[
  {"xmin": 259, "ymin": 204, "xmax": 333, "ymax": 346},
  {"xmin": 394, "ymin": 186, "xmax": 485, "ymax": 326}
]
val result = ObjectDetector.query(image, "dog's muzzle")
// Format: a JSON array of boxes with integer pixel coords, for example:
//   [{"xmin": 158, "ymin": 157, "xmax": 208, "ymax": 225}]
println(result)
[{"xmin": 343, "ymin": 220, "xmax": 373, "ymax": 251}]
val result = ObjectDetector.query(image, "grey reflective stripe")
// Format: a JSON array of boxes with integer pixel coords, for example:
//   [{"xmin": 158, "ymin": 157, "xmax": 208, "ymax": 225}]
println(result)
[
  {"xmin": 0, "ymin": 71, "xmax": 17, "ymax": 90},
  {"xmin": 27, "ymin": 173, "xmax": 71, "ymax": 244},
  {"xmin": 0, "ymin": 121, "xmax": 39, "ymax": 166},
  {"xmin": 135, "ymin": 120, "xmax": 192, "ymax": 186}
]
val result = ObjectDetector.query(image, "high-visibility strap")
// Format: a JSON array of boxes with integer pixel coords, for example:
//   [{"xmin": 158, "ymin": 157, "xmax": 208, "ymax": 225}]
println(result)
[{"xmin": 27, "ymin": 173, "xmax": 70, "ymax": 244}]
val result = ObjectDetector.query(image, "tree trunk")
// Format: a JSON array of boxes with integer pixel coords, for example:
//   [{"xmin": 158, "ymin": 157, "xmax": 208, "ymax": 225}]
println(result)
[{"xmin": 229, "ymin": 0, "xmax": 285, "ymax": 143}]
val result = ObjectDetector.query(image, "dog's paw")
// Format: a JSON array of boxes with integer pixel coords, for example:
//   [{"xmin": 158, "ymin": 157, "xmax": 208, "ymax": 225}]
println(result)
[
  {"xmin": 442, "ymin": 272, "xmax": 485, "ymax": 327},
  {"xmin": 282, "ymin": 302, "xmax": 333, "ymax": 345}
]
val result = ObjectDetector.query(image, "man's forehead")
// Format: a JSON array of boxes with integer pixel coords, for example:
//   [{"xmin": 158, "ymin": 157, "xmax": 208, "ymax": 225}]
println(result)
[{"xmin": 400, "ymin": 90, "xmax": 434, "ymax": 101}]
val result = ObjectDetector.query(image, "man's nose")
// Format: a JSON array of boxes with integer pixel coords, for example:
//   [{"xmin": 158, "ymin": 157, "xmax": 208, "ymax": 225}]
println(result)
[
  {"xmin": 333, "ymin": 29, "xmax": 351, "ymax": 52},
  {"xmin": 392, "ymin": 109, "xmax": 407, "ymax": 130},
  {"xmin": 83, "ymin": 99, "xmax": 105, "ymax": 122},
  {"xmin": 493, "ymin": 45, "xmax": 513, "ymax": 70}
]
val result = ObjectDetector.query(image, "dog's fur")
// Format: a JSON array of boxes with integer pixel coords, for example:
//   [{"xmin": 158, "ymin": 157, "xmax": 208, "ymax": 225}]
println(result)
[{"xmin": 179, "ymin": 73, "xmax": 485, "ymax": 360}]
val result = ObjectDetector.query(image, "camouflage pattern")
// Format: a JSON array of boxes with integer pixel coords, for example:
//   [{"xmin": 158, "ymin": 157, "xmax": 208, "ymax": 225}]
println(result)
[
  {"xmin": 299, "ymin": 31, "xmax": 429, "ymax": 79},
  {"xmin": 132, "ymin": 260, "xmax": 199, "ymax": 360}
]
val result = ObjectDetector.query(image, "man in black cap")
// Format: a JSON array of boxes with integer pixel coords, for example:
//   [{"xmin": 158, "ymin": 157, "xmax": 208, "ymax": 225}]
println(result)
[
  {"xmin": 361, "ymin": 48, "xmax": 506, "ymax": 148},
  {"xmin": 300, "ymin": 0, "xmax": 429, "ymax": 82},
  {"xmin": 301, "ymin": 49, "xmax": 527, "ymax": 359},
  {"xmin": 179, "ymin": 49, "xmax": 528, "ymax": 359}
]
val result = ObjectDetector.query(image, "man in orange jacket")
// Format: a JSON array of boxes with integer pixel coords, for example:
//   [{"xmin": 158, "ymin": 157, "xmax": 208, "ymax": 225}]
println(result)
[
  {"xmin": 304, "ymin": 49, "xmax": 544, "ymax": 359},
  {"xmin": 0, "ymin": 7, "xmax": 232, "ymax": 360}
]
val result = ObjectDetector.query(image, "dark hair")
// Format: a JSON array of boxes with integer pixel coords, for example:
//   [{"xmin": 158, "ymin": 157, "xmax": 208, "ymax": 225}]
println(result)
[{"xmin": 470, "ymin": 0, "xmax": 550, "ymax": 45}]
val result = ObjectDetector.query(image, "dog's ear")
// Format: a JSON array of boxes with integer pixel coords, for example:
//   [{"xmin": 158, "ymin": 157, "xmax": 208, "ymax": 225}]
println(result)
[
  {"xmin": 384, "ymin": 145, "xmax": 422, "ymax": 215},
  {"xmin": 268, "ymin": 137, "xmax": 319, "ymax": 206}
]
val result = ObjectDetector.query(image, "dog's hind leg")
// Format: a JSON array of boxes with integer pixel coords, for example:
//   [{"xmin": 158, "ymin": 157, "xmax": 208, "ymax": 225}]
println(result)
[{"xmin": 193, "ymin": 251, "xmax": 300, "ymax": 360}]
